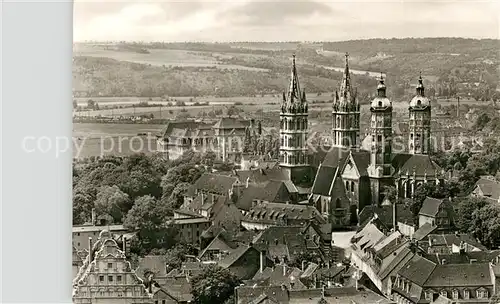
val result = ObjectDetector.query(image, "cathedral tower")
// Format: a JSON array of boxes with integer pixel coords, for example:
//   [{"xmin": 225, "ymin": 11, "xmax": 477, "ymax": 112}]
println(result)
[
  {"xmin": 408, "ymin": 74, "xmax": 431, "ymax": 154},
  {"xmin": 279, "ymin": 54, "xmax": 309, "ymax": 182},
  {"xmin": 332, "ymin": 53, "xmax": 360, "ymax": 149},
  {"xmin": 367, "ymin": 75, "xmax": 395, "ymax": 205}
]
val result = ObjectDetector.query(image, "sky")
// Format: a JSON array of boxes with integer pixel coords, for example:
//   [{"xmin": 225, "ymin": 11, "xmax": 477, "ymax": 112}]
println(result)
[{"xmin": 73, "ymin": 0, "xmax": 500, "ymax": 42}]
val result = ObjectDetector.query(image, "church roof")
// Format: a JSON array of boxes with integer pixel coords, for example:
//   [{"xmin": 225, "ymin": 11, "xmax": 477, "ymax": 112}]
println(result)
[
  {"xmin": 311, "ymin": 164, "xmax": 336, "ymax": 196},
  {"xmin": 392, "ymin": 153, "xmax": 441, "ymax": 177},
  {"xmin": 213, "ymin": 117, "xmax": 248, "ymax": 130}
]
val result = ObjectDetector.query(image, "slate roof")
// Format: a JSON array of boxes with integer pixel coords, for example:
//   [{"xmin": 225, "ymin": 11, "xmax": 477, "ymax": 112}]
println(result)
[
  {"xmin": 161, "ymin": 120, "xmax": 212, "ymax": 138},
  {"xmin": 192, "ymin": 173, "xmax": 238, "ymax": 195},
  {"xmin": 474, "ymin": 176, "xmax": 500, "ymax": 200},
  {"xmin": 424, "ymin": 263, "xmax": 493, "ymax": 287},
  {"xmin": 358, "ymin": 204, "xmax": 414, "ymax": 229},
  {"xmin": 218, "ymin": 244, "xmax": 253, "ymax": 268},
  {"xmin": 424, "ymin": 250, "xmax": 500, "ymax": 265},
  {"xmin": 311, "ymin": 164, "xmax": 336, "ymax": 196},
  {"xmin": 426, "ymin": 233, "xmax": 487, "ymax": 251},
  {"xmin": 212, "ymin": 117, "xmax": 248, "ymax": 130},
  {"xmin": 398, "ymin": 255, "xmax": 436, "ymax": 285},
  {"xmin": 378, "ymin": 247, "xmax": 415, "ymax": 280},
  {"xmin": 234, "ymin": 168, "xmax": 290, "ymax": 185},
  {"xmin": 413, "ymin": 223, "xmax": 438, "ymax": 241},
  {"xmin": 243, "ymin": 202, "xmax": 325, "ymax": 226},
  {"xmin": 351, "ymin": 222, "xmax": 386, "ymax": 253},
  {"xmin": 392, "ymin": 153, "xmax": 442, "ymax": 177},
  {"xmin": 350, "ymin": 150, "xmax": 370, "ymax": 176},
  {"xmin": 419, "ymin": 197, "xmax": 450, "ymax": 217},
  {"xmin": 252, "ymin": 226, "xmax": 322, "ymax": 263},
  {"xmin": 321, "ymin": 147, "xmax": 351, "ymax": 168}
]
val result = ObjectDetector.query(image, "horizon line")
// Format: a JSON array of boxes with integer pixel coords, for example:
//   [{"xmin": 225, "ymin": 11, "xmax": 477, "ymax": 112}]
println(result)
[{"xmin": 72, "ymin": 36, "xmax": 500, "ymax": 44}]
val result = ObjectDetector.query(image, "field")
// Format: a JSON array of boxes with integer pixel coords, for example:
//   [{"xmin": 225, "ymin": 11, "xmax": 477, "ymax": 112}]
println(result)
[{"xmin": 74, "ymin": 44, "xmax": 268, "ymax": 71}]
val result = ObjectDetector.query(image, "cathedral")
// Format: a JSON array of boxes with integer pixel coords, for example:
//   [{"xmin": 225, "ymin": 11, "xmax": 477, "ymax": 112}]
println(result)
[{"xmin": 278, "ymin": 53, "xmax": 444, "ymax": 227}]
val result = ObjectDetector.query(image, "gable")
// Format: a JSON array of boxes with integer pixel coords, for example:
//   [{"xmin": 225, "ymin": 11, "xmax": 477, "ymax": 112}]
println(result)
[{"xmin": 341, "ymin": 154, "xmax": 360, "ymax": 180}]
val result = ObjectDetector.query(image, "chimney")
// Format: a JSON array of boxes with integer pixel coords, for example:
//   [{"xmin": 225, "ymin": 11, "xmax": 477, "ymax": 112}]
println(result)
[
  {"xmin": 91, "ymin": 208, "xmax": 96, "ymax": 226},
  {"xmin": 201, "ymin": 192, "xmax": 205, "ymax": 204},
  {"xmin": 260, "ymin": 250, "xmax": 266, "ymax": 273},
  {"xmin": 122, "ymin": 237, "xmax": 126, "ymax": 254},
  {"xmin": 393, "ymin": 203, "xmax": 397, "ymax": 231},
  {"xmin": 302, "ymin": 260, "xmax": 307, "ymax": 272},
  {"xmin": 88, "ymin": 237, "xmax": 93, "ymax": 262},
  {"xmin": 246, "ymin": 177, "xmax": 250, "ymax": 188},
  {"xmin": 283, "ymin": 263, "xmax": 287, "ymax": 277}
]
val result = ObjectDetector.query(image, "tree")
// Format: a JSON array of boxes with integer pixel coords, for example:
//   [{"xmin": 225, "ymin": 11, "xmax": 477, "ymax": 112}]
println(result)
[
  {"xmin": 290, "ymin": 250, "xmax": 322, "ymax": 269},
  {"xmin": 94, "ymin": 185, "xmax": 131, "ymax": 223},
  {"xmin": 471, "ymin": 204, "xmax": 500, "ymax": 249},
  {"xmin": 454, "ymin": 197, "xmax": 488, "ymax": 233},
  {"xmin": 164, "ymin": 243, "xmax": 197, "ymax": 272},
  {"xmin": 190, "ymin": 265, "xmax": 241, "ymax": 304},
  {"xmin": 123, "ymin": 195, "xmax": 179, "ymax": 253}
]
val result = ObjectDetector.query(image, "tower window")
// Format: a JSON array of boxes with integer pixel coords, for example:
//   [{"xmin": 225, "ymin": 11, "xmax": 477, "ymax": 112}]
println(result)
[
  {"xmin": 417, "ymin": 100, "xmax": 421, "ymax": 106},
  {"xmin": 377, "ymin": 135, "xmax": 382, "ymax": 143},
  {"xmin": 378, "ymin": 101, "xmax": 382, "ymax": 107}
]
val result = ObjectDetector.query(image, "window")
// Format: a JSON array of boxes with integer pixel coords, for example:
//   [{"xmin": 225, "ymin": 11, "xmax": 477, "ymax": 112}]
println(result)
[
  {"xmin": 99, "ymin": 275, "xmax": 104, "ymax": 282},
  {"xmin": 378, "ymin": 101, "xmax": 382, "ymax": 107},
  {"xmin": 155, "ymin": 301, "xmax": 159, "ymax": 304},
  {"xmin": 77, "ymin": 233, "xmax": 80, "ymax": 236},
  {"xmin": 117, "ymin": 275, "xmax": 122, "ymax": 282},
  {"xmin": 425, "ymin": 291, "xmax": 432, "ymax": 300},
  {"xmin": 107, "ymin": 263, "xmax": 112, "ymax": 269},
  {"xmin": 440, "ymin": 290, "xmax": 447, "ymax": 298},
  {"xmin": 117, "ymin": 293, "xmax": 123, "ymax": 297},
  {"xmin": 452, "ymin": 290, "xmax": 458, "ymax": 299},
  {"xmin": 377, "ymin": 135, "xmax": 382, "ymax": 143},
  {"xmin": 77, "ymin": 242, "xmax": 80, "ymax": 247},
  {"xmin": 108, "ymin": 276, "xmax": 113, "ymax": 282},
  {"xmin": 162, "ymin": 301, "xmax": 166, "ymax": 304},
  {"xmin": 351, "ymin": 181, "xmax": 355, "ymax": 193},
  {"xmin": 346, "ymin": 181, "xmax": 350, "ymax": 191},
  {"xmin": 464, "ymin": 290, "xmax": 469, "ymax": 299}
]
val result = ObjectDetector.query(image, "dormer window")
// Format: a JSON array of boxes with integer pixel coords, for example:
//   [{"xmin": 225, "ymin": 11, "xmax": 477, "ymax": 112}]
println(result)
[
  {"xmin": 440, "ymin": 290, "xmax": 447, "ymax": 298},
  {"xmin": 464, "ymin": 290, "xmax": 469, "ymax": 299},
  {"xmin": 417, "ymin": 100, "xmax": 421, "ymax": 106},
  {"xmin": 452, "ymin": 290, "xmax": 459, "ymax": 299},
  {"xmin": 425, "ymin": 290, "xmax": 433, "ymax": 300},
  {"xmin": 378, "ymin": 101, "xmax": 382, "ymax": 107}
]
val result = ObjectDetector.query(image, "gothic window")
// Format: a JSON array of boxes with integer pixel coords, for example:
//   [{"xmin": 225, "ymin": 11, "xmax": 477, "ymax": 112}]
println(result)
[
  {"xmin": 337, "ymin": 117, "xmax": 341, "ymax": 128},
  {"xmin": 377, "ymin": 135, "xmax": 382, "ymax": 143},
  {"xmin": 346, "ymin": 181, "xmax": 350, "ymax": 191},
  {"xmin": 335, "ymin": 198, "xmax": 341, "ymax": 209},
  {"xmin": 417, "ymin": 100, "xmax": 421, "ymax": 106},
  {"xmin": 410, "ymin": 133, "xmax": 413, "ymax": 139},
  {"xmin": 281, "ymin": 137, "xmax": 284, "ymax": 146},
  {"xmin": 351, "ymin": 181, "xmax": 355, "ymax": 193}
]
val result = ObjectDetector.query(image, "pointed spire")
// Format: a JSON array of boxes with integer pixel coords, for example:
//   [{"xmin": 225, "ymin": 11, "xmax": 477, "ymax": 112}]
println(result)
[
  {"xmin": 288, "ymin": 53, "xmax": 301, "ymax": 103},
  {"xmin": 340, "ymin": 52, "xmax": 351, "ymax": 100}
]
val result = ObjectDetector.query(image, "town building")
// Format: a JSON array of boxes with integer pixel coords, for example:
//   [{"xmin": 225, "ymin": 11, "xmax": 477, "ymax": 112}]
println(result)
[
  {"xmin": 418, "ymin": 197, "xmax": 455, "ymax": 232},
  {"xmin": 157, "ymin": 118, "xmax": 262, "ymax": 162},
  {"xmin": 72, "ymin": 230, "xmax": 154, "ymax": 304},
  {"xmin": 73, "ymin": 221, "xmax": 128, "ymax": 251},
  {"xmin": 467, "ymin": 175, "xmax": 500, "ymax": 204}
]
